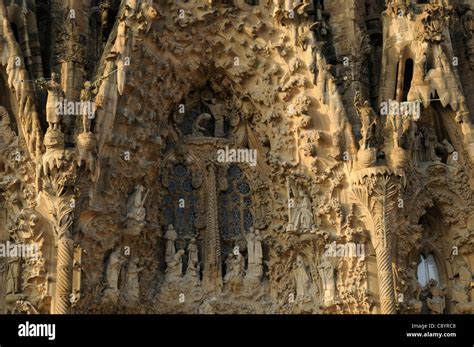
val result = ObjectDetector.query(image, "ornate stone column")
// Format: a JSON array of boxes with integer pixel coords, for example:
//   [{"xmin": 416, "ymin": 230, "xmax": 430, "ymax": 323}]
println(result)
[
  {"xmin": 38, "ymin": 129, "xmax": 77, "ymax": 314},
  {"xmin": 352, "ymin": 172, "xmax": 400, "ymax": 314},
  {"xmin": 202, "ymin": 163, "xmax": 222, "ymax": 291},
  {"xmin": 55, "ymin": 236, "xmax": 74, "ymax": 314},
  {"xmin": 46, "ymin": 193, "xmax": 75, "ymax": 314}
]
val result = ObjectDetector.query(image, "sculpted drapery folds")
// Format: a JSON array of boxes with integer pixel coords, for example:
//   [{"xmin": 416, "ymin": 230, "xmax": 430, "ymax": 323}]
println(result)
[{"xmin": 0, "ymin": 0, "xmax": 473, "ymax": 315}]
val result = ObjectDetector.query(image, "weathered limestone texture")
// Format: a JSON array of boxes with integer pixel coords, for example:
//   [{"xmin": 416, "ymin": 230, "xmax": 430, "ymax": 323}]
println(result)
[{"xmin": 0, "ymin": 0, "xmax": 473, "ymax": 314}]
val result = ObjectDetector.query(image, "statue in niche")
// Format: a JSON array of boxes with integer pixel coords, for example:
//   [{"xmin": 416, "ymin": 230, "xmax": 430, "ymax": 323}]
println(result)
[
  {"xmin": 245, "ymin": 227, "xmax": 263, "ymax": 280},
  {"xmin": 401, "ymin": 262, "xmax": 423, "ymax": 313},
  {"xmin": 37, "ymin": 73, "xmax": 63, "ymax": 130},
  {"xmin": 408, "ymin": 42, "xmax": 429, "ymax": 103},
  {"xmin": 125, "ymin": 185, "xmax": 149, "ymax": 235},
  {"xmin": 123, "ymin": 258, "xmax": 144, "ymax": 303},
  {"xmin": 421, "ymin": 126, "xmax": 440, "ymax": 162},
  {"xmin": 6, "ymin": 256, "xmax": 21, "ymax": 294},
  {"xmin": 126, "ymin": 185, "xmax": 148, "ymax": 222},
  {"xmin": 413, "ymin": 128, "xmax": 424, "ymax": 166},
  {"xmin": 164, "ymin": 224, "xmax": 177, "ymax": 264},
  {"xmin": 224, "ymin": 251, "xmax": 245, "ymax": 291},
  {"xmin": 224, "ymin": 253, "xmax": 234, "ymax": 282},
  {"xmin": 192, "ymin": 113, "xmax": 212, "ymax": 137},
  {"xmin": 187, "ymin": 237, "xmax": 199, "ymax": 266},
  {"xmin": 204, "ymin": 98, "xmax": 226, "ymax": 137},
  {"xmin": 185, "ymin": 238, "xmax": 200, "ymax": 284},
  {"xmin": 288, "ymin": 191, "xmax": 313, "ymax": 232},
  {"xmin": 354, "ymin": 91, "xmax": 378, "ymax": 150},
  {"xmin": 406, "ymin": 262, "xmax": 422, "ymax": 301},
  {"xmin": 426, "ymin": 280, "xmax": 446, "ymax": 314},
  {"xmin": 99, "ymin": 2, "xmax": 110, "ymax": 31},
  {"xmin": 318, "ymin": 256, "xmax": 336, "ymax": 306},
  {"xmin": 105, "ymin": 248, "xmax": 125, "ymax": 293},
  {"xmin": 80, "ymin": 81, "xmax": 94, "ymax": 133},
  {"xmin": 294, "ymin": 255, "xmax": 310, "ymax": 303},
  {"xmin": 166, "ymin": 249, "xmax": 185, "ymax": 279}
]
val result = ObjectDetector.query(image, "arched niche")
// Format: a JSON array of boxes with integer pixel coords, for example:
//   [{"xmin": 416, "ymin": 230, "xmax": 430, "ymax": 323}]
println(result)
[
  {"xmin": 158, "ymin": 84, "xmax": 270, "ymax": 288},
  {"xmin": 414, "ymin": 101, "xmax": 457, "ymax": 165}
]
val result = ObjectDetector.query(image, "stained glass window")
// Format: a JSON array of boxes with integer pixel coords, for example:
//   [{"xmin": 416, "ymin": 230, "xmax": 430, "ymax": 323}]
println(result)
[
  {"xmin": 219, "ymin": 164, "xmax": 254, "ymax": 242},
  {"xmin": 162, "ymin": 164, "xmax": 196, "ymax": 238}
]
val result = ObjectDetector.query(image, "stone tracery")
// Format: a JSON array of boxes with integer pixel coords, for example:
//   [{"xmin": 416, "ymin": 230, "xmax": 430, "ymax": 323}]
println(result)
[{"xmin": 0, "ymin": 0, "xmax": 472, "ymax": 315}]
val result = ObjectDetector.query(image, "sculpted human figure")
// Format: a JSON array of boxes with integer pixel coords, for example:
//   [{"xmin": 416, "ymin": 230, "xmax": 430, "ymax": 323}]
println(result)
[
  {"xmin": 413, "ymin": 128, "xmax": 424, "ymax": 165},
  {"xmin": 205, "ymin": 98, "xmax": 226, "ymax": 137},
  {"xmin": 421, "ymin": 126, "xmax": 440, "ymax": 162},
  {"xmin": 126, "ymin": 184, "xmax": 148, "ymax": 222},
  {"xmin": 106, "ymin": 248, "xmax": 125, "ymax": 291},
  {"xmin": 38, "ymin": 72, "xmax": 63, "ymax": 130},
  {"xmin": 291, "ymin": 191, "xmax": 313, "ymax": 232},
  {"xmin": 123, "ymin": 258, "xmax": 144, "ymax": 302},
  {"xmin": 224, "ymin": 253, "xmax": 234, "ymax": 283},
  {"xmin": 225, "ymin": 252, "xmax": 245, "ymax": 291},
  {"xmin": 426, "ymin": 280, "xmax": 446, "ymax": 314},
  {"xmin": 187, "ymin": 238, "xmax": 199, "ymax": 267},
  {"xmin": 99, "ymin": 2, "xmax": 110, "ymax": 30},
  {"xmin": 406, "ymin": 263, "xmax": 422, "ymax": 301},
  {"xmin": 80, "ymin": 81, "xmax": 94, "ymax": 133},
  {"xmin": 6, "ymin": 257, "xmax": 21, "ymax": 294},
  {"xmin": 164, "ymin": 224, "xmax": 178, "ymax": 264},
  {"xmin": 318, "ymin": 256, "xmax": 336, "ymax": 306},
  {"xmin": 354, "ymin": 91, "xmax": 378, "ymax": 149},
  {"xmin": 166, "ymin": 249, "xmax": 185, "ymax": 279},
  {"xmin": 245, "ymin": 228, "xmax": 263, "ymax": 279},
  {"xmin": 294, "ymin": 255, "xmax": 310, "ymax": 302},
  {"xmin": 185, "ymin": 238, "xmax": 200, "ymax": 284}
]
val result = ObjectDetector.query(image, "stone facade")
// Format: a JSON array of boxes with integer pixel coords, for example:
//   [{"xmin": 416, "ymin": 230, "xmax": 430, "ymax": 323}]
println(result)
[{"xmin": 0, "ymin": 0, "xmax": 473, "ymax": 314}]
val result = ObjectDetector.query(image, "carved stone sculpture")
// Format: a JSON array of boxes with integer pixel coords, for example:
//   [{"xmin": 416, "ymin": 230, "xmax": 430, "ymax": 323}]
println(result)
[
  {"xmin": 224, "ymin": 252, "xmax": 245, "ymax": 292},
  {"xmin": 105, "ymin": 249, "xmax": 125, "ymax": 295},
  {"xmin": 6, "ymin": 257, "xmax": 21, "ymax": 295},
  {"xmin": 37, "ymin": 73, "xmax": 64, "ymax": 130},
  {"xmin": 185, "ymin": 238, "xmax": 200, "ymax": 285},
  {"xmin": 166, "ymin": 249, "xmax": 185, "ymax": 280},
  {"xmin": 289, "ymin": 191, "xmax": 313, "ymax": 232},
  {"xmin": 245, "ymin": 228, "xmax": 263, "ymax": 280},
  {"xmin": 426, "ymin": 280, "xmax": 446, "ymax": 314},
  {"xmin": 0, "ymin": 0, "xmax": 473, "ymax": 317},
  {"xmin": 294, "ymin": 255, "xmax": 310, "ymax": 303},
  {"xmin": 318, "ymin": 256, "xmax": 336, "ymax": 306},
  {"xmin": 123, "ymin": 258, "xmax": 144, "ymax": 303},
  {"xmin": 164, "ymin": 225, "xmax": 178, "ymax": 264},
  {"xmin": 125, "ymin": 185, "xmax": 148, "ymax": 235}
]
